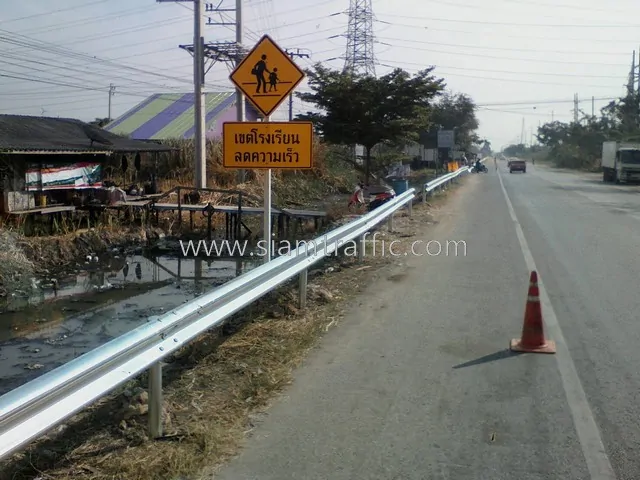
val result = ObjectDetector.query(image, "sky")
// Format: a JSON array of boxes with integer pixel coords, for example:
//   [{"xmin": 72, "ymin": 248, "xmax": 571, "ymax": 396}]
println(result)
[{"xmin": 1, "ymin": 0, "xmax": 640, "ymax": 150}]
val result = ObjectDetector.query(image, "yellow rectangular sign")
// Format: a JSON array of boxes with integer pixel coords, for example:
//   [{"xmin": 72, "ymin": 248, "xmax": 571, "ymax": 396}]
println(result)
[{"xmin": 222, "ymin": 121, "xmax": 313, "ymax": 169}]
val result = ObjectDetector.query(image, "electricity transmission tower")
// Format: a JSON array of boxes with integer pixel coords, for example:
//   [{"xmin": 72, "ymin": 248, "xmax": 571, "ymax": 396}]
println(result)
[{"xmin": 343, "ymin": 0, "xmax": 376, "ymax": 76}]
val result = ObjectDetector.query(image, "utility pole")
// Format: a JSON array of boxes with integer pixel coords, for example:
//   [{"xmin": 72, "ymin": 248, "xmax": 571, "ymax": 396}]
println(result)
[
  {"xmin": 573, "ymin": 93, "xmax": 579, "ymax": 123},
  {"xmin": 592, "ymin": 96, "xmax": 595, "ymax": 117},
  {"xmin": 637, "ymin": 48, "xmax": 640, "ymax": 124},
  {"xmin": 520, "ymin": 117, "xmax": 525, "ymax": 145},
  {"xmin": 193, "ymin": 0, "xmax": 206, "ymax": 189},
  {"xmin": 108, "ymin": 83, "xmax": 116, "ymax": 121},
  {"xmin": 235, "ymin": 0, "xmax": 245, "ymax": 183},
  {"xmin": 157, "ymin": 0, "xmax": 207, "ymax": 189},
  {"xmin": 284, "ymin": 48, "xmax": 310, "ymax": 120},
  {"xmin": 205, "ymin": 1, "xmax": 245, "ymax": 183}
]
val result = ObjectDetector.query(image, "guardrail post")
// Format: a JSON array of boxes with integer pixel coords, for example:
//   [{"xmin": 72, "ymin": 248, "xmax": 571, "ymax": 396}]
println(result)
[
  {"xmin": 388, "ymin": 213, "xmax": 394, "ymax": 232},
  {"xmin": 148, "ymin": 362, "xmax": 163, "ymax": 439},
  {"xmin": 298, "ymin": 268, "xmax": 308, "ymax": 308},
  {"xmin": 423, "ymin": 187, "xmax": 428, "ymax": 205},
  {"xmin": 407, "ymin": 197, "xmax": 413, "ymax": 217},
  {"xmin": 357, "ymin": 234, "xmax": 365, "ymax": 262}
]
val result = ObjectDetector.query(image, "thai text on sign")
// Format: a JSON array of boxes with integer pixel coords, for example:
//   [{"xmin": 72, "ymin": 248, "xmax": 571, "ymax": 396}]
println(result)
[{"xmin": 222, "ymin": 122, "xmax": 313, "ymax": 169}]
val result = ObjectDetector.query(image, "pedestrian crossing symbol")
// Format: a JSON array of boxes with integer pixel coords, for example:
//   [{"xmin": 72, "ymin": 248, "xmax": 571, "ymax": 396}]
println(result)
[{"xmin": 230, "ymin": 34, "xmax": 306, "ymax": 118}]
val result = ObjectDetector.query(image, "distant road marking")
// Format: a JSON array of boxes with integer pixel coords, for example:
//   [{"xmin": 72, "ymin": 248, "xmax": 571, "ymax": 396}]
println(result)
[{"xmin": 498, "ymin": 171, "xmax": 617, "ymax": 480}]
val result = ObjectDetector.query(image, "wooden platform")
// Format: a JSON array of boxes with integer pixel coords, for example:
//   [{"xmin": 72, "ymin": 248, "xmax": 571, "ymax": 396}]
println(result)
[
  {"xmin": 111, "ymin": 200, "xmax": 327, "ymax": 219},
  {"xmin": 8, "ymin": 205, "xmax": 76, "ymax": 215}
]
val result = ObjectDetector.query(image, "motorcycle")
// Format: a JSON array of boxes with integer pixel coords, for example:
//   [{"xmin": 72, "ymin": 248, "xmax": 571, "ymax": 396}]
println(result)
[
  {"xmin": 367, "ymin": 183, "xmax": 396, "ymax": 211},
  {"xmin": 471, "ymin": 163, "xmax": 488, "ymax": 173},
  {"xmin": 347, "ymin": 182, "xmax": 396, "ymax": 212}
]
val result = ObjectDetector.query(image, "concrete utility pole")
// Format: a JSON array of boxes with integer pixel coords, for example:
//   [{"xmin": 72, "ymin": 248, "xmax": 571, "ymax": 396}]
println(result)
[
  {"xmin": 573, "ymin": 93, "xmax": 579, "ymax": 123},
  {"xmin": 637, "ymin": 49, "xmax": 640, "ymax": 121},
  {"xmin": 193, "ymin": 0, "xmax": 206, "ymax": 189},
  {"xmin": 204, "ymin": 1, "xmax": 245, "ymax": 183},
  {"xmin": 235, "ymin": 0, "xmax": 246, "ymax": 183},
  {"xmin": 157, "ymin": 0, "xmax": 206, "ymax": 189},
  {"xmin": 108, "ymin": 83, "xmax": 116, "ymax": 121},
  {"xmin": 284, "ymin": 48, "xmax": 310, "ymax": 120}
]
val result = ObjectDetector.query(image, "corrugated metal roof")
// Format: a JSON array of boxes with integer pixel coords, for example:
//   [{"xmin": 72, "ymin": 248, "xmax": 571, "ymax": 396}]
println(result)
[
  {"xmin": 105, "ymin": 92, "xmax": 238, "ymax": 140},
  {"xmin": 0, "ymin": 115, "xmax": 173, "ymax": 154}
]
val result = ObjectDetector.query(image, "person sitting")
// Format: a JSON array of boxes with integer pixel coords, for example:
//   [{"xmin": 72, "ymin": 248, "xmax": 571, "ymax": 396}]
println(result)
[{"xmin": 475, "ymin": 159, "xmax": 482, "ymax": 171}]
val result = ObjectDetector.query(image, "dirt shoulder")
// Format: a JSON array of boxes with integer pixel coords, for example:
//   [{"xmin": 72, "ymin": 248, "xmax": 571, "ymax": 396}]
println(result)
[{"xmin": 0, "ymin": 179, "xmax": 467, "ymax": 480}]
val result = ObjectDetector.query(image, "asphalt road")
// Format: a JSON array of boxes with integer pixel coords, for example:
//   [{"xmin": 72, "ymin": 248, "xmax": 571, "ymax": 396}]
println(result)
[{"xmin": 213, "ymin": 160, "xmax": 640, "ymax": 480}]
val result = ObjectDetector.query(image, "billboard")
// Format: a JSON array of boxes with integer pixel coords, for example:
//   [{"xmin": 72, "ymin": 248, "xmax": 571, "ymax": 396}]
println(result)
[
  {"xmin": 25, "ymin": 162, "xmax": 102, "ymax": 191},
  {"xmin": 437, "ymin": 130, "xmax": 455, "ymax": 149}
]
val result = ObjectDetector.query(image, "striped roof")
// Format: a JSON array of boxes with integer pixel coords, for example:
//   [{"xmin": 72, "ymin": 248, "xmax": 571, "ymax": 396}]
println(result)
[{"xmin": 105, "ymin": 92, "xmax": 236, "ymax": 140}]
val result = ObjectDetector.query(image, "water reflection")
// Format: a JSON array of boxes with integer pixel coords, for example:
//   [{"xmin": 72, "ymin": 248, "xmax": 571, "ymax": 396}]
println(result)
[
  {"xmin": 0, "ymin": 254, "xmax": 258, "ymax": 395},
  {"xmin": 1, "ymin": 254, "xmax": 250, "ymax": 312}
]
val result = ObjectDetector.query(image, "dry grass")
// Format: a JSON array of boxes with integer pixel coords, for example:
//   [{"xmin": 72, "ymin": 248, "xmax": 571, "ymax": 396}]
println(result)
[
  {"xmin": 0, "ymin": 182, "xmax": 463, "ymax": 480},
  {"xmin": 154, "ymin": 139, "xmax": 356, "ymax": 206},
  {"xmin": 0, "ymin": 230, "xmax": 35, "ymax": 297}
]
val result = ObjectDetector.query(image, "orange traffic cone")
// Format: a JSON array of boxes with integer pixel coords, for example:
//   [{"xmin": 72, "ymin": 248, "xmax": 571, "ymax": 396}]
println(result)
[{"xmin": 510, "ymin": 271, "xmax": 556, "ymax": 354}]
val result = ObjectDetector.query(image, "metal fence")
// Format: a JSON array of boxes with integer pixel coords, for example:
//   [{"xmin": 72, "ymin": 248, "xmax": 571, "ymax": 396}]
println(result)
[{"xmin": 0, "ymin": 167, "xmax": 471, "ymax": 461}]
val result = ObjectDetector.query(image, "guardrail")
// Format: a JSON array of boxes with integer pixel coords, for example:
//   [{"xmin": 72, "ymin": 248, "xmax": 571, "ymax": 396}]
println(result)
[
  {"xmin": 422, "ymin": 163, "xmax": 475, "ymax": 204},
  {"xmin": 0, "ymin": 187, "xmax": 427, "ymax": 461}
]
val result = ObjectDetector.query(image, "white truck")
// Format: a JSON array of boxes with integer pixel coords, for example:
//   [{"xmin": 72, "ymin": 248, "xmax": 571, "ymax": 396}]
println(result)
[{"xmin": 602, "ymin": 141, "xmax": 640, "ymax": 183}]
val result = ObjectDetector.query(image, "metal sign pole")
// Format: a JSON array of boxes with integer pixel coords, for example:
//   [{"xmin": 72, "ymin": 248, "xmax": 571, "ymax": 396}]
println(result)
[{"xmin": 263, "ymin": 115, "xmax": 272, "ymax": 263}]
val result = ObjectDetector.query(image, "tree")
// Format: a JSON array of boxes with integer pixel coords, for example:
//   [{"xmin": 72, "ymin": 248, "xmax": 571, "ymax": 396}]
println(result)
[
  {"xmin": 503, "ymin": 144, "xmax": 528, "ymax": 157},
  {"xmin": 296, "ymin": 64, "xmax": 445, "ymax": 182},
  {"xmin": 479, "ymin": 139, "xmax": 492, "ymax": 156},
  {"xmin": 422, "ymin": 92, "xmax": 479, "ymax": 151},
  {"xmin": 534, "ymin": 89, "xmax": 640, "ymax": 169}
]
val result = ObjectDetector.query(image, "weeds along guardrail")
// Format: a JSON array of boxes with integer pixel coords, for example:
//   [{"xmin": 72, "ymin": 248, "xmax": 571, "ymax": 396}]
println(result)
[{"xmin": 0, "ymin": 187, "xmax": 427, "ymax": 461}]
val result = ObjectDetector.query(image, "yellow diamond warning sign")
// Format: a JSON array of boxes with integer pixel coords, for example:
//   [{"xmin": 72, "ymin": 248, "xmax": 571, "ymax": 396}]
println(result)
[{"xmin": 230, "ymin": 34, "xmax": 306, "ymax": 118}]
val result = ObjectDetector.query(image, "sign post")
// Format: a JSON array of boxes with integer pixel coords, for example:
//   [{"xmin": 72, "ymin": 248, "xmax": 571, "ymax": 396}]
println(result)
[{"xmin": 228, "ymin": 34, "xmax": 310, "ymax": 263}]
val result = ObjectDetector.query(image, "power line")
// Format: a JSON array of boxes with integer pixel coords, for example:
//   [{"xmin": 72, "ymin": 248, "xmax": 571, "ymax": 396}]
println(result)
[
  {"xmin": 0, "ymin": 0, "xmax": 110, "ymax": 25},
  {"xmin": 379, "ymin": 61, "xmax": 624, "ymax": 89},
  {"xmin": 396, "ymin": 24, "xmax": 640, "ymax": 45},
  {"xmin": 376, "ymin": 35, "xmax": 629, "ymax": 57},
  {"xmin": 375, "ymin": 42, "xmax": 630, "ymax": 67},
  {"xmin": 378, "ymin": 57, "xmax": 629, "ymax": 79},
  {"xmin": 376, "ymin": 12, "xmax": 640, "ymax": 28}
]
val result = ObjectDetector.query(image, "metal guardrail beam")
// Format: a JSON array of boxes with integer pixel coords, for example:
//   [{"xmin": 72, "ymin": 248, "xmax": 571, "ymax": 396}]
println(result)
[
  {"xmin": 0, "ymin": 188, "xmax": 424, "ymax": 460},
  {"xmin": 421, "ymin": 161, "xmax": 477, "ymax": 204}
]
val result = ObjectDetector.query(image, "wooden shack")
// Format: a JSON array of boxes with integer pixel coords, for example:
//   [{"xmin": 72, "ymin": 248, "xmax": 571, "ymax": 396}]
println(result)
[{"xmin": 0, "ymin": 115, "xmax": 172, "ymax": 215}]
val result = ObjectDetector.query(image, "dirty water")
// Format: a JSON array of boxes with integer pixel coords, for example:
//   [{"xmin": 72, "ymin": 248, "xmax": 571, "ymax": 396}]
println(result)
[{"xmin": 0, "ymin": 254, "xmax": 259, "ymax": 396}]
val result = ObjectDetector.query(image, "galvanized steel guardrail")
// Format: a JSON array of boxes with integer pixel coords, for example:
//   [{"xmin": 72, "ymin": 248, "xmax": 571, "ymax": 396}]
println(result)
[
  {"xmin": 0, "ymin": 186, "xmax": 433, "ymax": 460},
  {"xmin": 0, "ymin": 164, "xmax": 476, "ymax": 460},
  {"xmin": 422, "ymin": 160, "xmax": 478, "ymax": 204}
]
